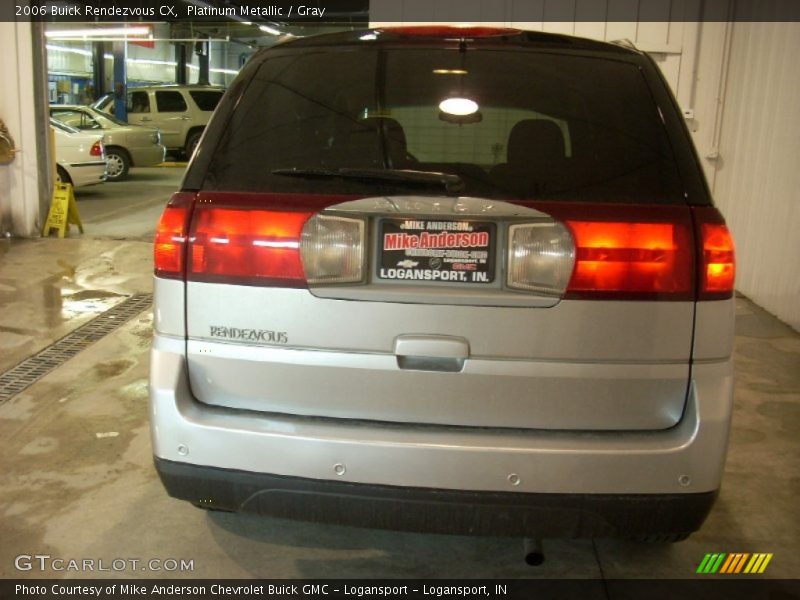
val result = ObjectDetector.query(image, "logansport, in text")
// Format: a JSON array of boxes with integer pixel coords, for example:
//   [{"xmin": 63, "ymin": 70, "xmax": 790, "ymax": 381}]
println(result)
[{"xmin": 16, "ymin": 583, "xmax": 509, "ymax": 597}]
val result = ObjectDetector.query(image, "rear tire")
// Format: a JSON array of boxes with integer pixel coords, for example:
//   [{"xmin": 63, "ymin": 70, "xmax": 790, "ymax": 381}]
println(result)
[
  {"xmin": 105, "ymin": 147, "xmax": 130, "ymax": 181},
  {"xmin": 185, "ymin": 131, "xmax": 202, "ymax": 158},
  {"xmin": 632, "ymin": 533, "xmax": 691, "ymax": 544},
  {"xmin": 55, "ymin": 165, "xmax": 72, "ymax": 185}
]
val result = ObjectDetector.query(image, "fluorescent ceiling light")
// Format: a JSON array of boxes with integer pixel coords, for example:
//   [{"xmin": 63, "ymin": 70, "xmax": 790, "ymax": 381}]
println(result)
[
  {"xmin": 49, "ymin": 45, "xmax": 239, "ymax": 75},
  {"xmin": 46, "ymin": 27, "xmax": 151, "ymax": 39},
  {"xmin": 439, "ymin": 97, "xmax": 479, "ymax": 116},
  {"xmin": 259, "ymin": 25, "xmax": 282, "ymax": 36},
  {"xmin": 433, "ymin": 69, "xmax": 468, "ymax": 75},
  {"xmin": 127, "ymin": 61, "xmax": 237, "ymax": 74},
  {"xmin": 128, "ymin": 58, "xmax": 177, "ymax": 66},
  {"xmin": 46, "ymin": 44, "xmax": 92, "ymax": 57}
]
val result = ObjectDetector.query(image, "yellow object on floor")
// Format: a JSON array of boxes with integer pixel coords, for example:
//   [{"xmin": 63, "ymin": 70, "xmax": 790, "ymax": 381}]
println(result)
[{"xmin": 42, "ymin": 183, "xmax": 84, "ymax": 238}]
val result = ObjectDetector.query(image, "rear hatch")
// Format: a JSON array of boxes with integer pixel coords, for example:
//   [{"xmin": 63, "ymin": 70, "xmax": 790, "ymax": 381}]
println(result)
[{"xmin": 161, "ymin": 29, "xmax": 726, "ymax": 432}]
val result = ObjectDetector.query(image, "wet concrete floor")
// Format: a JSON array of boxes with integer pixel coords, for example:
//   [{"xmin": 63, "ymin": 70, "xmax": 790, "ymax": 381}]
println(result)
[{"xmin": 0, "ymin": 168, "xmax": 798, "ymax": 579}]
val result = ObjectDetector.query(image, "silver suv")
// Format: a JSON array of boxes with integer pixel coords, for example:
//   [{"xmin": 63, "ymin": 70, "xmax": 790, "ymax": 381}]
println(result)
[
  {"xmin": 150, "ymin": 27, "xmax": 736, "ymax": 542},
  {"xmin": 94, "ymin": 85, "xmax": 224, "ymax": 156}
]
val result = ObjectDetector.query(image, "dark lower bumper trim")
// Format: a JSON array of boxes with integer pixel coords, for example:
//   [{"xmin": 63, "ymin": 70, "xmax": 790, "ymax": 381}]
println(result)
[
  {"xmin": 68, "ymin": 161, "xmax": 107, "ymax": 167},
  {"xmin": 155, "ymin": 458, "xmax": 718, "ymax": 538}
]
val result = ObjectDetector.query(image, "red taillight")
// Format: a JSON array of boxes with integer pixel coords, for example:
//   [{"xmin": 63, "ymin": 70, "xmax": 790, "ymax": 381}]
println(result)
[
  {"xmin": 564, "ymin": 220, "xmax": 694, "ymax": 299},
  {"xmin": 90, "ymin": 140, "xmax": 103, "ymax": 157},
  {"xmin": 695, "ymin": 207, "xmax": 735, "ymax": 300},
  {"xmin": 154, "ymin": 193, "xmax": 193, "ymax": 279},
  {"xmin": 188, "ymin": 207, "xmax": 312, "ymax": 287},
  {"xmin": 531, "ymin": 203, "xmax": 696, "ymax": 301},
  {"xmin": 387, "ymin": 26, "xmax": 520, "ymax": 38}
]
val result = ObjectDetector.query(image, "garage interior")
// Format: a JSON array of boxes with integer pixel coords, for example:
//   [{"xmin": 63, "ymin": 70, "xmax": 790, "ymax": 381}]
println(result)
[{"xmin": 0, "ymin": 0, "xmax": 798, "ymax": 580}]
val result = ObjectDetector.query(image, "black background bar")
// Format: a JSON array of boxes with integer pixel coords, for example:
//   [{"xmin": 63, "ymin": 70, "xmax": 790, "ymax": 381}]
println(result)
[
  {"xmin": 2, "ymin": 579, "xmax": 800, "ymax": 600},
  {"xmin": 5, "ymin": 0, "xmax": 800, "ymax": 23}
]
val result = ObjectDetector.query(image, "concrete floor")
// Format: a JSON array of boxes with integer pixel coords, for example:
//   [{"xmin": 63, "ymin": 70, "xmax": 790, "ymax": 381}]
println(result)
[
  {"xmin": 68, "ymin": 166, "xmax": 182, "ymax": 241},
  {"xmin": 0, "ymin": 168, "xmax": 798, "ymax": 579}
]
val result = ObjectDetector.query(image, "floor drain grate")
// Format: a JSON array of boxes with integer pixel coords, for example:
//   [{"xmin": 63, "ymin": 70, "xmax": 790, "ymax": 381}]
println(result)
[{"xmin": 0, "ymin": 292, "xmax": 153, "ymax": 404}]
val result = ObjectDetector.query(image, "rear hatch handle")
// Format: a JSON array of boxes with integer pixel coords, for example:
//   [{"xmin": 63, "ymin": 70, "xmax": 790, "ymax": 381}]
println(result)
[{"xmin": 394, "ymin": 335, "xmax": 469, "ymax": 373}]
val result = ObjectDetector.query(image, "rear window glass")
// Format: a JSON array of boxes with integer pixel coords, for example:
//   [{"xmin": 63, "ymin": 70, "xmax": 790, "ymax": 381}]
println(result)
[
  {"xmin": 155, "ymin": 91, "xmax": 187, "ymax": 112},
  {"xmin": 202, "ymin": 48, "xmax": 683, "ymax": 203},
  {"xmin": 51, "ymin": 109, "xmax": 101, "ymax": 130},
  {"xmin": 50, "ymin": 118, "xmax": 78, "ymax": 134},
  {"xmin": 190, "ymin": 90, "xmax": 224, "ymax": 111}
]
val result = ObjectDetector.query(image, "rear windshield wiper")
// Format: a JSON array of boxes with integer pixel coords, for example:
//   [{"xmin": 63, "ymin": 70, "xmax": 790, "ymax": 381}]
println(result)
[{"xmin": 272, "ymin": 167, "xmax": 465, "ymax": 195}]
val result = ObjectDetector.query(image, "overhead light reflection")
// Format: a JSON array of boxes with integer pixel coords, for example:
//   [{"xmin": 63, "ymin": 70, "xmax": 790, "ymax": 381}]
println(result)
[
  {"xmin": 439, "ymin": 97, "xmax": 479, "ymax": 116},
  {"xmin": 46, "ymin": 27, "xmax": 151, "ymax": 39},
  {"xmin": 252, "ymin": 240, "xmax": 299, "ymax": 249},
  {"xmin": 46, "ymin": 44, "xmax": 92, "ymax": 57}
]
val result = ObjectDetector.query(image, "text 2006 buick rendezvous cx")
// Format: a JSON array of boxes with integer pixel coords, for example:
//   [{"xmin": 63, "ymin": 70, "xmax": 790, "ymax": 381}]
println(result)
[{"xmin": 149, "ymin": 27, "xmax": 736, "ymax": 544}]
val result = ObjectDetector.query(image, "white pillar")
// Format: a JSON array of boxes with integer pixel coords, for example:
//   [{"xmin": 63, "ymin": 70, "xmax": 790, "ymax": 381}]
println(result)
[{"xmin": 0, "ymin": 22, "xmax": 50, "ymax": 237}]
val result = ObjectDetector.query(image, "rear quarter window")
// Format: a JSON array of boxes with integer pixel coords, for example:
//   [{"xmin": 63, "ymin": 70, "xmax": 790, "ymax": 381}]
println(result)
[
  {"xmin": 155, "ymin": 91, "xmax": 188, "ymax": 113},
  {"xmin": 189, "ymin": 90, "xmax": 224, "ymax": 111},
  {"xmin": 200, "ymin": 46, "xmax": 685, "ymax": 204}
]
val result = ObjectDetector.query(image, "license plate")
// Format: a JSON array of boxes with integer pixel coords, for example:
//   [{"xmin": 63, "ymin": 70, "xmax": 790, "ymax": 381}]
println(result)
[{"xmin": 377, "ymin": 219, "xmax": 496, "ymax": 284}]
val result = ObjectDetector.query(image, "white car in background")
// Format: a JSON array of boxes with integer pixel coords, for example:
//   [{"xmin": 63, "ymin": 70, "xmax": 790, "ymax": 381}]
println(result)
[
  {"xmin": 51, "ymin": 118, "xmax": 107, "ymax": 188},
  {"xmin": 50, "ymin": 105, "xmax": 166, "ymax": 181}
]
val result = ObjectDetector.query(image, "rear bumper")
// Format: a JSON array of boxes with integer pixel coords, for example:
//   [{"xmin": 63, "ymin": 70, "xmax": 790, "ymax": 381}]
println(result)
[
  {"xmin": 129, "ymin": 144, "xmax": 166, "ymax": 167},
  {"xmin": 155, "ymin": 457, "xmax": 717, "ymax": 537},
  {"xmin": 61, "ymin": 161, "xmax": 107, "ymax": 187},
  {"xmin": 150, "ymin": 335, "xmax": 733, "ymax": 536}
]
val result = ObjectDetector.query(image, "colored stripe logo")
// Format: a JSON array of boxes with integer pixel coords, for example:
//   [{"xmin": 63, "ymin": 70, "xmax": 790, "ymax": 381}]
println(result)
[{"xmin": 697, "ymin": 553, "xmax": 773, "ymax": 574}]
